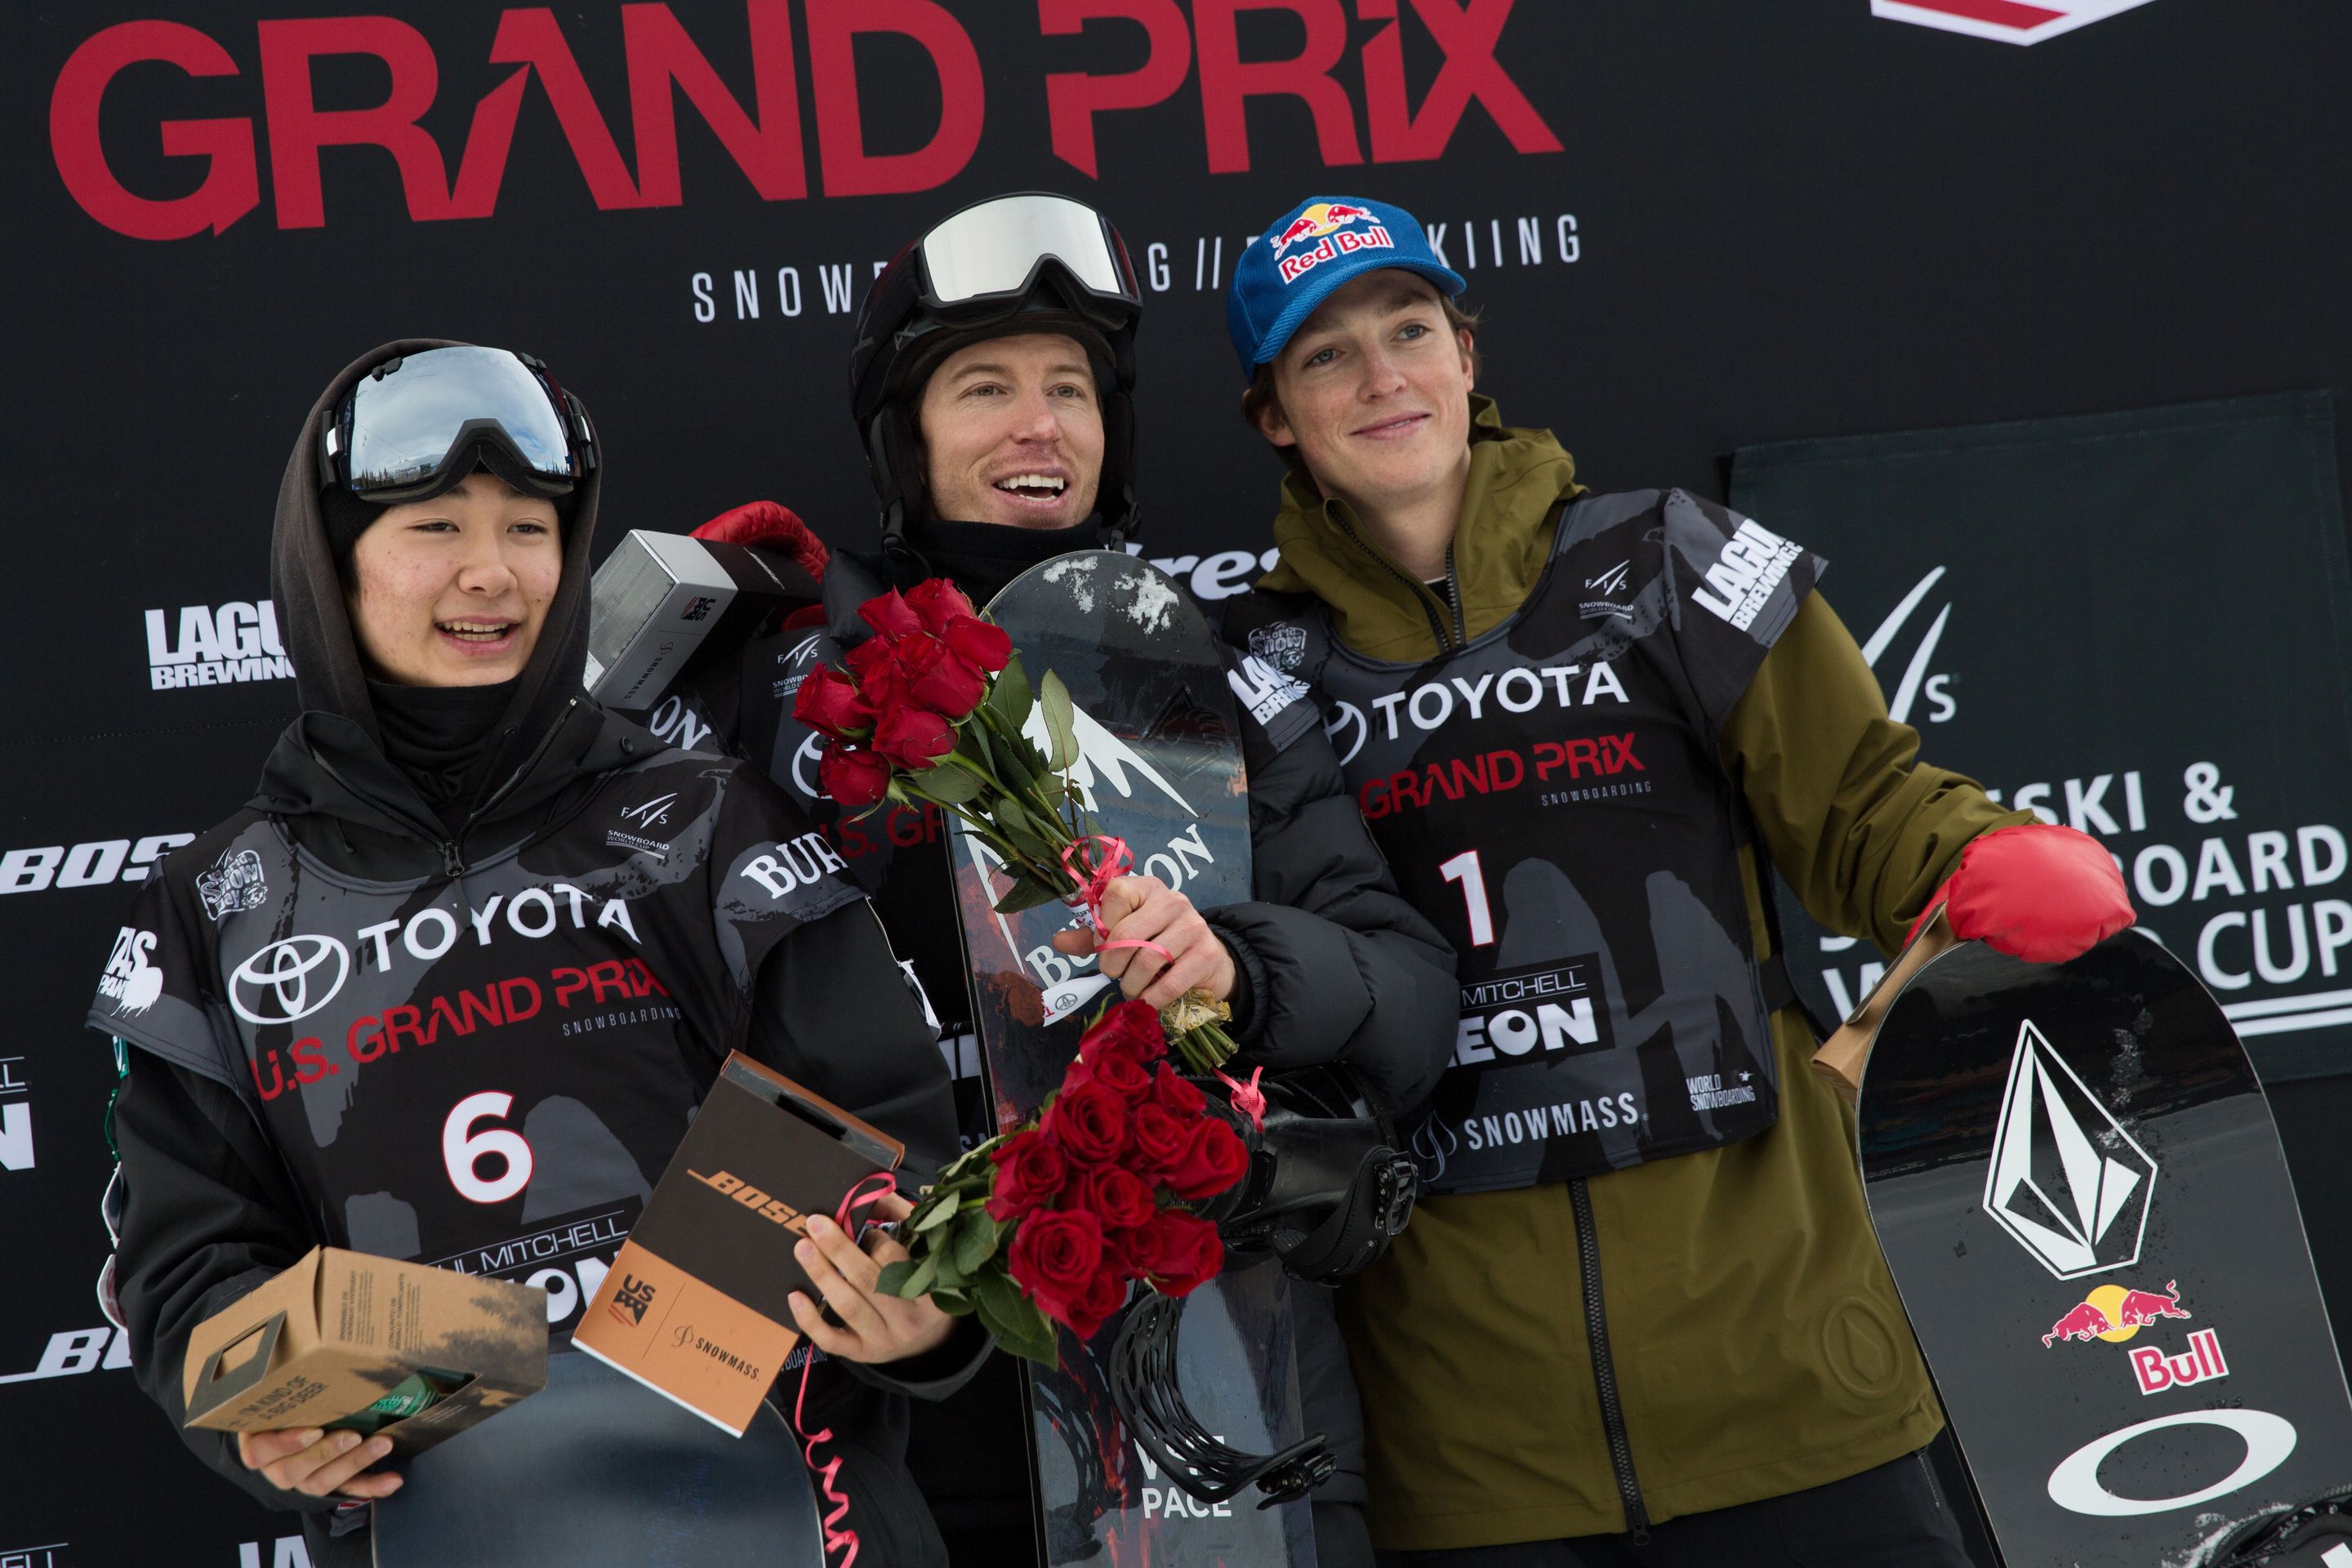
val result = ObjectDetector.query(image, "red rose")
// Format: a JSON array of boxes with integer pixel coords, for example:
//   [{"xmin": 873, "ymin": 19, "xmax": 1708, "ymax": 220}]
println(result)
[
  {"xmin": 1132, "ymin": 1208, "xmax": 1223, "ymax": 1298},
  {"xmin": 1007, "ymin": 1207, "xmax": 1104, "ymax": 1321},
  {"xmin": 817, "ymin": 742, "xmax": 891, "ymax": 808},
  {"xmin": 942, "ymin": 615, "xmax": 1012, "ymax": 675},
  {"xmin": 1164, "ymin": 1116, "xmax": 1250, "ymax": 1201},
  {"xmin": 1066, "ymin": 1164, "xmax": 1156, "ymax": 1233},
  {"xmin": 1149, "ymin": 1062, "xmax": 1205, "ymax": 1116},
  {"xmin": 1042, "ymin": 1079, "xmax": 1128, "ymax": 1165},
  {"xmin": 894, "ymin": 633, "xmax": 987, "ymax": 719},
  {"xmin": 1076, "ymin": 1043, "xmax": 1153, "ymax": 1101},
  {"xmin": 858, "ymin": 589, "xmax": 925, "ymax": 642},
  {"xmin": 1084, "ymin": 999, "xmax": 1168, "ymax": 1064},
  {"xmin": 904, "ymin": 578, "xmax": 978, "ymax": 635},
  {"xmin": 986, "ymin": 1129, "xmax": 1067, "ymax": 1222},
  {"xmin": 793, "ymin": 666, "xmax": 874, "ymax": 740},
  {"xmin": 872, "ymin": 704, "xmax": 955, "ymax": 772},
  {"xmin": 1058, "ymin": 1267, "xmax": 1131, "ymax": 1339},
  {"xmin": 845, "ymin": 637, "xmax": 904, "ymax": 707},
  {"xmin": 1127, "ymin": 1102, "xmax": 1191, "ymax": 1180}
]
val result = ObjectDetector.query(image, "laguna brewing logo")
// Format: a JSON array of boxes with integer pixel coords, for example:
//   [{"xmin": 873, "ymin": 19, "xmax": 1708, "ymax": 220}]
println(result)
[{"xmin": 145, "ymin": 599, "xmax": 292, "ymax": 690}]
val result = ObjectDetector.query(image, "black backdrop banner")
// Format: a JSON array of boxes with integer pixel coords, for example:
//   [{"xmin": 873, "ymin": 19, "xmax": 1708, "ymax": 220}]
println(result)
[
  {"xmin": 8, "ymin": 2, "xmax": 2352, "ymax": 1563},
  {"xmin": 1731, "ymin": 392, "xmax": 2352, "ymax": 1087}
]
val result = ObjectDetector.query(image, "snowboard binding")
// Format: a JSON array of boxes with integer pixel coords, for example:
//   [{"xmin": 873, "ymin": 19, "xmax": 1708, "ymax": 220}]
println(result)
[
  {"xmin": 2212, "ymin": 1486, "xmax": 2352, "ymax": 1566},
  {"xmin": 1107, "ymin": 1290, "xmax": 1337, "ymax": 1507},
  {"xmin": 1197, "ymin": 1065, "xmax": 1422, "ymax": 1285}
]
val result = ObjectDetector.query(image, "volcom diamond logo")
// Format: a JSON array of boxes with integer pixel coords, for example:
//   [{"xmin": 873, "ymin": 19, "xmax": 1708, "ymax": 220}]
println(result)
[
  {"xmin": 1872, "ymin": 0, "xmax": 2159, "ymax": 47},
  {"xmin": 1984, "ymin": 1020, "xmax": 2157, "ymax": 1279}
]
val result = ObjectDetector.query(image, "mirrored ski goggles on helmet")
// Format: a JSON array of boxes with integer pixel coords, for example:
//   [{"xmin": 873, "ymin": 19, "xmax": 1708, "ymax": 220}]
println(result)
[
  {"xmin": 916, "ymin": 194, "xmax": 1139, "ymax": 319},
  {"xmin": 322, "ymin": 345, "xmax": 595, "ymax": 504}
]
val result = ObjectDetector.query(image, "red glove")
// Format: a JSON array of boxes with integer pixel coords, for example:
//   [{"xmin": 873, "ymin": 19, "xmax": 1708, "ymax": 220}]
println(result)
[
  {"xmin": 691, "ymin": 500, "xmax": 830, "ymax": 584},
  {"xmin": 1909, "ymin": 822, "xmax": 2136, "ymax": 964}
]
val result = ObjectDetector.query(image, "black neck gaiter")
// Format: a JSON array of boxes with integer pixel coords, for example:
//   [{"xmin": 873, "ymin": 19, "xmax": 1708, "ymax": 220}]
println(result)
[
  {"xmin": 367, "ymin": 677, "xmax": 519, "ymax": 832},
  {"xmin": 898, "ymin": 514, "xmax": 1112, "ymax": 605}
]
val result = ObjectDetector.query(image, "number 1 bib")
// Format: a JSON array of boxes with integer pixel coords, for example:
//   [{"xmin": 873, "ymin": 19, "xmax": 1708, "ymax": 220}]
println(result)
[{"xmin": 1232, "ymin": 488, "xmax": 1821, "ymax": 1194}]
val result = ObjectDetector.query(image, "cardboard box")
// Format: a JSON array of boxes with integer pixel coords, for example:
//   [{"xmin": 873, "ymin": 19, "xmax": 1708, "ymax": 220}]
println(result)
[
  {"xmin": 584, "ymin": 530, "xmax": 820, "ymax": 713},
  {"xmin": 182, "ymin": 1249, "xmax": 547, "ymax": 1459},
  {"xmin": 573, "ymin": 1053, "xmax": 902, "ymax": 1437},
  {"xmin": 1811, "ymin": 906, "xmax": 1955, "ymax": 1106}
]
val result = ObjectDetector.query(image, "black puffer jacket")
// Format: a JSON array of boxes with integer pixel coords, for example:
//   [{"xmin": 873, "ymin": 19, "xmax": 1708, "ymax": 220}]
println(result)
[
  {"xmin": 669, "ymin": 513, "xmax": 1460, "ymax": 1538},
  {"xmin": 96, "ymin": 342, "xmax": 979, "ymax": 1568}
]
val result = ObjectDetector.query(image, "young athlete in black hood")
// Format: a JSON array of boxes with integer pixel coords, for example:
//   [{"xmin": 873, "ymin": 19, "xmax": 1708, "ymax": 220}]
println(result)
[
  {"xmin": 92, "ymin": 341, "xmax": 982, "ymax": 1567},
  {"xmin": 663, "ymin": 196, "xmax": 1459, "ymax": 1565}
]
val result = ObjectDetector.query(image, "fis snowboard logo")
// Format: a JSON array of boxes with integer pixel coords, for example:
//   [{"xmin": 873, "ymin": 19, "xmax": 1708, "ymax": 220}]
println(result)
[
  {"xmin": 1984, "ymin": 1020, "xmax": 2158, "ymax": 1279},
  {"xmin": 2041, "ymin": 1281, "xmax": 2230, "ymax": 1396},
  {"xmin": 608, "ymin": 1272, "xmax": 657, "ymax": 1327},
  {"xmin": 1269, "ymin": 203, "xmax": 1394, "ymax": 284},
  {"xmin": 1247, "ymin": 621, "xmax": 1307, "ymax": 674},
  {"xmin": 196, "ymin": 848, "xmax": 267, "ymax": 921},
  {"xmin": 229, "ymin": 934, "xmax": 351, "ymax": 1025},
  {"xmin": 608, "ymin": 793, "xmax": 680, "ymax": 862},
  {"xmin": 1872, "ymin": 0, "xmax": 2159, "ymax": 47},
  {"xmin": 1690, "ymin": 518, "xmax": 1804, "ymax": 632},
  {"xmin": 1227, "ymin": 653, "xmax": 1309, "ymax": 727},
  {"xmin": 145, "ymin": 599, "xmax": 292, "ymax": 691},
  {"xmin": 621, "ymin": 794, "xmax": 678, "ymax": 830},
  {"xmin": 97, "ymin": 926, "xmax": 163, "ymax": 1017},
  {"xmin": 1579, "ymin": 560, "xmax": 1636, "ymax": 620}
]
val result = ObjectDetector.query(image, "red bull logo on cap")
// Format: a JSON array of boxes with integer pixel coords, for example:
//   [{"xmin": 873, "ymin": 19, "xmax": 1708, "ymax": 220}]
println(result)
[{"xmin": 1268, "ymin": 202, "xmax": 1393, "ymax": 284}]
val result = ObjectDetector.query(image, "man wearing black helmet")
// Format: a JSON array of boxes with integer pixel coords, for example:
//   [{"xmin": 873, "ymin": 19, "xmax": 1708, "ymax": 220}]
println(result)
[{"xmin": 667, "ymin": 194, "xmax": 1457, "ymax": 1566}]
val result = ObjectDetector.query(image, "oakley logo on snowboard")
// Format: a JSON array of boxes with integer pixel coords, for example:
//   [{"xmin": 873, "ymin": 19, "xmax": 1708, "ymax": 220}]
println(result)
[{"xmin": 1984, "ymin": 1020, "xmax": 2158, "ymax": 1280}]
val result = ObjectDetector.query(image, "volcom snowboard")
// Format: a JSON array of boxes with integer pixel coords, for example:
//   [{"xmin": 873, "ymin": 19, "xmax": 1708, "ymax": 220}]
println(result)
[
  {"xmin": 950, "ymin": 550, "xmax": 1316, "ymax": 1566},
  {"xmin": 1857, "ymin": 930, "xmax": 2352, "ymax": 1566}
]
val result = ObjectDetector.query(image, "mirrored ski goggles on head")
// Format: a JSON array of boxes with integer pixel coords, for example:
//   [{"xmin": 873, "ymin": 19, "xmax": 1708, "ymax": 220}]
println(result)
[
  {"xmin": 323, "ymin": 345, "xmax": 595, "ymax": 504},
  {"xmin": 917, "ymin": 194, "xmax": 1139, "ymax": 319}
]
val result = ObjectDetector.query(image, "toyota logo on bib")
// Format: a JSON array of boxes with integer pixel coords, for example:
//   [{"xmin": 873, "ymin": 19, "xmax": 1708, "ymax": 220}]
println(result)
[{"xmin": 230, "ymin": 935, "xmax": 351, "ymax": 1024}]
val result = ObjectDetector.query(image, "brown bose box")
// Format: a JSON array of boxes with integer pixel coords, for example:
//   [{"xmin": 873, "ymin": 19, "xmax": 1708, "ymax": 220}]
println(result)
[
  {"xmin": 1811, "ymin": 905, "xmax": 1955, "ymax": 1106},
  {"xmin": 181, "ymin": 1248, "xmax": 547, "ymax": 1458},
  {"xmin": 572, "ymin": 1053, "xmax": 903, "ymax": 1437}
]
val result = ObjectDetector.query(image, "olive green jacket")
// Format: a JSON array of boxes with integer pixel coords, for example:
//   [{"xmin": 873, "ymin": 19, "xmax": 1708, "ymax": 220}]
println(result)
[{"xmin": 1260, "ymin": 398, "xmax": 2028, "ymax": 1548}]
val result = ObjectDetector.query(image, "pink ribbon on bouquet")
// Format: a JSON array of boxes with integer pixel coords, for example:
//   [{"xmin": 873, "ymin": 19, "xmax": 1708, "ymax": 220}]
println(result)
[
  {"xmin": 1061, "ymin": 835, "xmax": 1173, "ymax": 966},
  {"xmin": 791, "ymin": 1169, "xmax": 901, "ymax": 1568},
  {"xmin": 1217, "ymin": 1066, "xmax": 1267, "ymax": 1132}
]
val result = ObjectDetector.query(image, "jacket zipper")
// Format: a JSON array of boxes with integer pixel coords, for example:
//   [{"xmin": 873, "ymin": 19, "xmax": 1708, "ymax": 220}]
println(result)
[
  {"xmin": 1442, "ymin": 540, "xmax": 1468, "ymax": 648},
  {"xmin": 305, "ymin": 697, "xmax": 581, "ymax": 880},
  {"xmin": 1330, "ymin": 509, "xmax": 1455, "ymax": 653},
  {"xmin": 1570, "ymin": 1177, "xmax": 1650, "ymax": 1544}
]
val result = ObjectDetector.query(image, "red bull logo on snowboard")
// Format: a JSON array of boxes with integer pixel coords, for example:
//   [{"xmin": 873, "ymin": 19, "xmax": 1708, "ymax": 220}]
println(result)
[
  {"xmin": 1269, "ymin": 202, "xmax": 1392, "ymax": 284},
  {"xmin": 2041, "ymin": 1280, "xmax": 2230, "ymax": 1396}
]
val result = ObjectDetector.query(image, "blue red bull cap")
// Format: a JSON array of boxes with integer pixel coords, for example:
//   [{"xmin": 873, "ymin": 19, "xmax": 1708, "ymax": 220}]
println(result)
[{"xmin": 1226, "ymin": 194, "xmax": 1464, "ymax": 381}]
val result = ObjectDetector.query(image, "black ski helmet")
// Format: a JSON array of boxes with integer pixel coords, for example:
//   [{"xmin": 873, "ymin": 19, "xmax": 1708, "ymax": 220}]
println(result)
[{"xmin": 848, "ymin": 193, "xmax": 1143, "ymax": 554}]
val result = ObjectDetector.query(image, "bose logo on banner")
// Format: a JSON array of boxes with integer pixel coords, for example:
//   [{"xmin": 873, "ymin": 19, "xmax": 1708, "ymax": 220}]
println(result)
[
  {"xmin": 0, "ymin": 834, "xmax": 193, "ymax": 895},
  {"xmin": 1872, "ymin": 0, "xmax": 2160, "ymax": 47},
  {"xmin": 146, "ymin": 600, "xmax": 292, "ymax": 689}
]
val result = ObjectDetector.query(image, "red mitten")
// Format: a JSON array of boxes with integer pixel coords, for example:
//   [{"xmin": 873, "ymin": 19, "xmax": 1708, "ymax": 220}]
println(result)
[
  {"xmin": 691, "ymin": 500, "xmax": 830, "ymax": 584},
  {"xmin": 1909, "ymin": 822, "xmax": 2135, "ymax": 964}
]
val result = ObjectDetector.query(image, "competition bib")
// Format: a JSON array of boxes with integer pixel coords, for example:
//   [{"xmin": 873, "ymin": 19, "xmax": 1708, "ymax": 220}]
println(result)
[{"xmin": 1234, "ymin": 489, "xmax": 1820, "ymax": 1193}]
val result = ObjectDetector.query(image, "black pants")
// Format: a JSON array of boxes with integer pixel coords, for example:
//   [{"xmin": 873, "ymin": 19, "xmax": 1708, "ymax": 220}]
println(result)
[{"xmin": 1383, "ymin": 1446, "xmax": 1975, "ymax": 1568}]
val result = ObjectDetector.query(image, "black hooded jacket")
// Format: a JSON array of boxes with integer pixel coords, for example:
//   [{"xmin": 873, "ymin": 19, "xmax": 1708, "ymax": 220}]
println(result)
[
  {"xmin": 93, "ymin": 342, "xmax": 978, "ymax": 1568},
  {"xmin": 670, "ymin": 512, "xmax": 1462, "ymax": 1534}
]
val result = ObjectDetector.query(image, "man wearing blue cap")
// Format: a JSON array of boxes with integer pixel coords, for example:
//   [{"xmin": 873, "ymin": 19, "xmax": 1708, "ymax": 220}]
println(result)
[{"xmin": 1219, "ymin": 195, "xmax": 2137, "ymax": 1565}]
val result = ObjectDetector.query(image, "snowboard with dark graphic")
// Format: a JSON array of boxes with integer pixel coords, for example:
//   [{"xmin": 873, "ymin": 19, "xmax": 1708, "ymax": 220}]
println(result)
[
  {"xmin": 948, "ymin": 550, "xmax": 1315, "ymax": 1566},
  {"xmin": 1857, "ymin": 931, "xmax": 2352, "ymax": 1566}
]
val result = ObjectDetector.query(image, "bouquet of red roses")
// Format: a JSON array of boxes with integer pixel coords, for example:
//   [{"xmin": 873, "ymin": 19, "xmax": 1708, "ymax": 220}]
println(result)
[
  {"xmin": 876, "ymin": 1000, "xmax": 1250, "ymax": 1361},
  {"xmin": 793, "ymin": 577, "xmax": 1237, "ymax": 1076}
]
